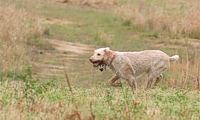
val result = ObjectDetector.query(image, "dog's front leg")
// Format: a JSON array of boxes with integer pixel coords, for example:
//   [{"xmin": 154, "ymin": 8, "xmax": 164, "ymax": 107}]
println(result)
[{"xmin": 107, "ymin": 75, "xmax": 122, "ymax": 87}]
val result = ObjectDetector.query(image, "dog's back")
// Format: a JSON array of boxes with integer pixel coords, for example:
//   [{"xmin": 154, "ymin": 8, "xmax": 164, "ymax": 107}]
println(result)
[{"xmin": 122, "ymin": 50, "xmax": 170, "ymax": 76}]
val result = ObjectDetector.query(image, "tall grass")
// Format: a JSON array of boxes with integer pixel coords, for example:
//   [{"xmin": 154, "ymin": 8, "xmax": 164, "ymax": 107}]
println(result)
[
  {"xmin": 9, "ymin": 0, "xmax": 200, "ymax": 39},
  {"xmin": 115, "ymin": 0, "xmax": 200, "ymax": 38},
  {"xmin": 8, "ymin": 0, "xmax": 200, "ymax": 39},
  {"xmin": 0, "ymin": 6, "xmax": 42, "ymax": 74},
  {"xmin": 0, "ymin": 77, "xmax": 200, "ymax": 119},
  {"xmin": 164, "ymin": 49, "xmax": 200, "ymax": 89},
  {"xmin": 62, "ymin": 0, "xmax": 200, "ymax": 38}
]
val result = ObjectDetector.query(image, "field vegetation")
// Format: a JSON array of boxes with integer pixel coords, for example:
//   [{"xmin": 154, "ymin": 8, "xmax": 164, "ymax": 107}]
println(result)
[
  {"xmin": 0, "ymin": 0, "xmax": 200, "ymax": 119},
  {"xmin": 0, "ymin": 6, "xmax": 42, "ymax": 74}
]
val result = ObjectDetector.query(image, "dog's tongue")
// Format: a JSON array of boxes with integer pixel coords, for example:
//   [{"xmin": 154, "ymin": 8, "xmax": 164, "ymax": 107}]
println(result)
[{"xmin": 93, "ymin": 62, "xmax": 99, "ymax": 67}]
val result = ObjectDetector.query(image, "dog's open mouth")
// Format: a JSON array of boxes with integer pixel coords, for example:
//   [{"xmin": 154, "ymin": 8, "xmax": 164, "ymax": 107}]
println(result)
[{"xmin": 92, "ymin": 61, "xmax": 103, "ymax": 67}]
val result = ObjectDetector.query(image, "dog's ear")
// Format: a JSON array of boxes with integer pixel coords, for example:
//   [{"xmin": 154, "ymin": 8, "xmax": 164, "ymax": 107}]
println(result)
[
  {"xmin": 103, "ymin": 49, "xmax": 112, "ymax": 64},
  {"xmin": 106, "ymin": 47, "xmax": 110, "ymax": 50},
  {"xmin": 104, "ymin": 47, "xmax": 110, "ymax": 52}
]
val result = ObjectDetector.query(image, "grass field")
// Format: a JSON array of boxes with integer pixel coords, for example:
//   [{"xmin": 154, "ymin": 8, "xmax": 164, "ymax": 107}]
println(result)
[{"xmin": 0, "ymin": 0, "xmax": 200, "ymax": 119}]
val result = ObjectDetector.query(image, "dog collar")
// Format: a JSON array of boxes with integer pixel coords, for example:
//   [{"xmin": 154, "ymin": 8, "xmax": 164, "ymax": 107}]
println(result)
[{"xmin": 109, "ymin": 53, "xmax": 116, "ymax": 65}]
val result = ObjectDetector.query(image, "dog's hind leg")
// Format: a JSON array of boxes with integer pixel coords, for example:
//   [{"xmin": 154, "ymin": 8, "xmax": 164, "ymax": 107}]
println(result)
[
  {"xmin": 146, "ymin": 61, "xmax": 169, "ymax": 89},
  {"xmin": 153, "ymin": 74, "xmax": 163, "ymax": 87}
]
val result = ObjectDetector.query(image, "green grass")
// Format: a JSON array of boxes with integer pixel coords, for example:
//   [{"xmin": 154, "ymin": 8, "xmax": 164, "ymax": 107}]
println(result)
[
  {"xmin": 1, "ymin": 0, "xmax": 152, "ymax": 50},
  {"xmin": 0, "ymin": 0, "xmax": 200, "ymax": 119},
  {"xmin": 0, "ymin": 72, "xmax": 200, "ymax": 119},
  {"xmin": 44, "ymin": 10, "xmax": 131, "ymax": 46}
]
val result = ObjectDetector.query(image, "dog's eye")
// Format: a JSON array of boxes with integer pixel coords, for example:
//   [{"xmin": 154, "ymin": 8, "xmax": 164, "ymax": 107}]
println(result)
[{"xmin": 97, "ymin": 53, "xmax": 101, "ymax": 56}]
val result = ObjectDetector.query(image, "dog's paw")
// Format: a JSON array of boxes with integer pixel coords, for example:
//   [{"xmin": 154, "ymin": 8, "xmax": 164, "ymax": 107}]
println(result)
[
  {"xmin": 106, "ymin": 80, "xmax": 113, "ymax": 86},
  {"xmin": 151, "ymin": 86, "xmax": 157, "ymax": 89},
  {"xmin": 114, "ymin": 81, "xmax": 122, "ymax": 87},
  {"xmin": 107, "ymin": 80, "xmax": 122, "ymax": 87}
]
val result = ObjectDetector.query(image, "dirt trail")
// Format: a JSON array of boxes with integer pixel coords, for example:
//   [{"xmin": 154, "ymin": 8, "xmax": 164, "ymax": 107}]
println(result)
[
  {"xmin": 39, "ymin": 18, "xmax": 74, "ymax": 25},
  {"xmin": 31, "ymin": 38, "xmax": 97, "ymax": 80},
  {"xmin": 31, "ymin": 15, "xmax": 99, "ymax": 82},
  {"xmin": 49, "ymin": 39, "xmax": 96, "ymax": 54},
  {"xmin": 32, "ymin": 37, "xmax": 200, "ymax": 81},
  {"xmin": 32, "ymin": 9, "xmax": 200, "ymax": 83}
]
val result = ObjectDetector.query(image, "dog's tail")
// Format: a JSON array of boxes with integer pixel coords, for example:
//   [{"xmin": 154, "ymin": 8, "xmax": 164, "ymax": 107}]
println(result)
[{"xmin": 169, "ymin": 55, "xmax": 179, "ymax": 62}]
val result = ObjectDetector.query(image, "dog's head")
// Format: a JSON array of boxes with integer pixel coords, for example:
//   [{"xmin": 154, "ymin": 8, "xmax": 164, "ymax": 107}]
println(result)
[{"xmin": 89, "ymin": 47, "xmax": 113, "ymax": 67}]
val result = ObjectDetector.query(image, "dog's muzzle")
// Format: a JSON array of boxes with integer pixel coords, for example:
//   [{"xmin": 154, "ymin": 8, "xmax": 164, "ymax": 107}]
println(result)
[{"xmin": 89, "ymin": 58, "xmax": 103, "ymax": 67}]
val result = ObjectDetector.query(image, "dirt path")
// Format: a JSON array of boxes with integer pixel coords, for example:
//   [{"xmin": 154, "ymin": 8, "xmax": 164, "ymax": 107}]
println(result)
[
  {"xmin": 32, "ymin": 37, "xmax": 200, "ymax": 81},
  {"xmin": 31, "ymin": 7, "xmax": 200, "ymax": 85},
  {"xmin": 39, "ymin": 18, "xmax": 74, "ymax": 26},
  {"xmin": 48, "ymin": 39, "xmax": 96, "ymax": 54},
  {"xmin": 31, "ymin": 38, "xmax": 97, "ymax": 81}
]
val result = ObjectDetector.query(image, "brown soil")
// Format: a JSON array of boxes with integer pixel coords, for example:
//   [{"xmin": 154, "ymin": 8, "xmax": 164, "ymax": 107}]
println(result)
[
  {"xmin": 31, "ymin": 38, "xmax": 97, "ymax": 81},
  {"xmin": 48, "ymin": 39, "xmax": 96, "ymax": 54},
  {"xmin": 39, "ymin": 18, "xmax": 74, "ymax": 25}
]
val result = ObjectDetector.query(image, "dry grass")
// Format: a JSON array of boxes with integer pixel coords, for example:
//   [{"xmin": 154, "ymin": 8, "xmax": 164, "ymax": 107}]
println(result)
[
  {"xmin": 13, "ymin": 0, "xmax": 200, "ymax": 38},
  {"xmin": 166, "ymin": 50, "xmax": 200, "ymax": 89},
  {"xmin": 56, "ymin": 0, "xmax": 200, "ymax": 38},
  {"xmin": 115, "ymin": 0, "xmax": 200, "ymax": 38},
  {"xmin": 0, "ymin": 6, "xmax": 42, "ymax": 74},
  {"xmin": 50, "ymin": 0, "xmax": 200, "ymax": 38}
]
